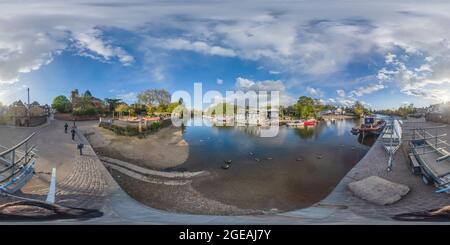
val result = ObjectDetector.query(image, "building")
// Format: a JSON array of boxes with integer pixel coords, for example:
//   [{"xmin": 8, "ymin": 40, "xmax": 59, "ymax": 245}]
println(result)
[
  {"xmin": 8, "ymin": 100, "xmax": 48, "ymax": 126},
  {"xmin": 70, "ymin": 89, "xmax": 105, "ymax": 110}
]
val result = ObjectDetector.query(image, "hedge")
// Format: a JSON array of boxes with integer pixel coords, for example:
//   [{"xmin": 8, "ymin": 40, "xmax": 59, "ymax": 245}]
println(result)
[{"xmin": 99, "ymin": 120, "xmax": 169, "ymax": 138}]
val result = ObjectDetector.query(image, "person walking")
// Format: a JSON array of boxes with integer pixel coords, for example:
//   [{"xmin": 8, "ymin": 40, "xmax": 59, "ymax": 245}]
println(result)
[
  {"xmin": 64, "ymin": 122, "xmax": 68, "ymax": 134},
  {"xmin": 77, "ymin": 143, "xmax": 84, "ymax": 155},
  {"xmin": 71, "ymin": 128, "xmax": 76, "ymax": 140}
]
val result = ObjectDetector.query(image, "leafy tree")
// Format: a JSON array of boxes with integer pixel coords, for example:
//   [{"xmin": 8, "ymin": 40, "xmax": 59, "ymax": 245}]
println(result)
[
  {"xmin": 205, "ymin": 103, "xmax": 237, "ymax": 116},
  {"xmin": 52, "ymin": 95, "xmax": 72, "ymax": 113},
  {"xmin": 115, "ymin": 104, "xmax": 130, "ymax": 117},
  {"xmin": 295, "ymin": 96, "xmax": 315, "ymax": 119},
  {"xmin": 104, "ymin": 98, "xmax": 122, "ymax": 112},
  {"xmin": 137, "ymin": 89, "xmax": 171, "ymax": 106},
  {"xmin": 130, "ymin": 103, "xmax": 147, "ymax": 115},
  {"xmin": 353, "ymin": 101, "xmax": 365, "ymax": 117}
]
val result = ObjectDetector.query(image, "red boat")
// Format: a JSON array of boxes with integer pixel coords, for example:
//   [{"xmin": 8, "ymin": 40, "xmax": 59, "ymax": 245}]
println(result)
[
  {"xmin": 304, "ymin": 119, "xmax": 317, "ymax": 126},
  {"xmin": 351, "ymin": 116, "xmax": 386, "ymax": 135}
]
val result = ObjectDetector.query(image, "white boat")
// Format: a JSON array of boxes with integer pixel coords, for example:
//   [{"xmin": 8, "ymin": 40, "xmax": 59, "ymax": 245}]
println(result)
[
  {"xmin": 381, "ymin": 118, "xmax": 402, "ymax": 171},
  {"xmin": 287, "ymin": 120, "xmax": 304, "ymax": 127}
]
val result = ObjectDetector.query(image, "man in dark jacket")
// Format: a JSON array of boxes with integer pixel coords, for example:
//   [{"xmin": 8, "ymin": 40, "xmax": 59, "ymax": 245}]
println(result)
[
  {"xmin": 71, "ymin": 128, "xmax": 76, "ymax": 140},
  {"xmin": 64, "ymin": 123, "xmax": 68, "ymax": 133}
]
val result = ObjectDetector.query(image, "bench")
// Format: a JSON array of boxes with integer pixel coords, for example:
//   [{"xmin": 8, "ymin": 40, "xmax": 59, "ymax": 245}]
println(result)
[{"xmin": 409, "ymin": 153, "xmax": 422, "ymax": 175}]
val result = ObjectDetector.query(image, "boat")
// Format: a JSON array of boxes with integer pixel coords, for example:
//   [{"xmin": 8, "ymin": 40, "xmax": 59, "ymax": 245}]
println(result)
[
  {"xmin": 287, "ymin": 120, "xmax": 304, "ymax": 127},
  {"xmin": 0, "ymin": 132, "xmax": 37, "ymax": 194},
  {"xmin": 381, "ymin": 118, "xmax": 402, "ymax": 171},
  {"xmin": 304, "ymin": 119, "xmax": 317, "ymax": 126},
  {"xmin": 408, "ymin": 126, "xmax": 450, "ymax": 193},
  {"xmin": 351, "ymin": 115, "xmax": 386, "ymax": 135}
]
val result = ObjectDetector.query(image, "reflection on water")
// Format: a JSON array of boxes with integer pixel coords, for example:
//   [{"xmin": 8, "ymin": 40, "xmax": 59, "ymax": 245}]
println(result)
[{"xmin": 174, "ymin": 118, "xmax": 375, "ymax": 212}]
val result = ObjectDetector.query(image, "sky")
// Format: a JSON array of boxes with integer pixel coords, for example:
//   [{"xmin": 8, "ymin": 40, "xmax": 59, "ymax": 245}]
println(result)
[{"xmin": 1, "ymin": 0, "xmax": 450, "ymax": 110}]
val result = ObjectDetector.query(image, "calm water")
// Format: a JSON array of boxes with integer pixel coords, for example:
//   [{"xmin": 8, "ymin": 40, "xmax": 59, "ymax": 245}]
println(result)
[{"xmin": 173, "ymin": 118, "xmax": 376, "ymax": 211}]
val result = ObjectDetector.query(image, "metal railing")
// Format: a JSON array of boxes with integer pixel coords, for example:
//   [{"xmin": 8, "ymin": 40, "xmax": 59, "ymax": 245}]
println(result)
[{"xmin": 0, "ymin": 132, "xmax": 36, "ymax": 186}]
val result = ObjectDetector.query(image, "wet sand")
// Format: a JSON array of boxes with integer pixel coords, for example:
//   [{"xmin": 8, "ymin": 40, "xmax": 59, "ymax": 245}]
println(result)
[
  {"xmin": 85, "ymin": 125, "xmax": 188, "ymax": 170},
  {"xmin": 108, "ymin": 168, "xmax": 261, "ymax": 215},
  {"xmin": 84, "ymin": 124, "xmax": 260, "ymax": 214}
]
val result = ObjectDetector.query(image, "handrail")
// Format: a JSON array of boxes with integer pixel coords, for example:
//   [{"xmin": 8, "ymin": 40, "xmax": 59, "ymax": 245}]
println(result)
[{"xmin": 0, "ymin": 132, "xmax": 36, "ymax": 156}]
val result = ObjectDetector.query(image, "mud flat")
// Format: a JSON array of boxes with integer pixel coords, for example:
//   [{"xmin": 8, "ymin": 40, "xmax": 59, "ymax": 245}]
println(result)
[
  {"xmin": 85, "ymin": 125, "xmax": 188, "ymax": 170},
  {"xmin": 83, "ymin": 124, "xmax": 259, "ymax": 215}
]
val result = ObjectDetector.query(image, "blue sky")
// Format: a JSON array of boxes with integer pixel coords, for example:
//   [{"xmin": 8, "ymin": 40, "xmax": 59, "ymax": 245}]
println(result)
[{"xmin": 1, "ymin": 0, "xmax": 450, "ymax": 110}]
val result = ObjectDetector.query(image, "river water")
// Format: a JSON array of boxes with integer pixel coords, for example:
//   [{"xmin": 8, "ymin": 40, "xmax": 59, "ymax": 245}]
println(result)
[{"xmin": 174, "ymin": 118, "xmax": 376, "ymax": 212}]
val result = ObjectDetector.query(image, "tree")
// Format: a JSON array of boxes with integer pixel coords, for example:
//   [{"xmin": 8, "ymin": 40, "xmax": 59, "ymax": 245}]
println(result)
[
  {"xmin": 353, "ymin": 101, "xmax": 365, "ymax": 117},
  {"xmin": 137, "ymin": 89, "xmax": 171, "ymax": 106},
  {"xmin": 295, "ymin": 96, "xmax": 315, "ymax": 119},
  {"xmin": 52, "ymin": 95, "xmax": 72, "ymax": 113},
  {"xmin": 104, "ymin": 98, "xmax": 122, "ymax": 112},
  {"xmin": 115, "ymin": 104, "xmax": 130, "ymax": 117}
]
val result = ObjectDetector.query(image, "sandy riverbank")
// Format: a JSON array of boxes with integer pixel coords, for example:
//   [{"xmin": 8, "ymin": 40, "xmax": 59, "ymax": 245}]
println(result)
[
  {"xmin": 85, "ymin": 125, "xmax": 188, "ymax": 170},
  {"xmin": 82, "ymin": 123, "xmax": 260, "ymax": 215}
]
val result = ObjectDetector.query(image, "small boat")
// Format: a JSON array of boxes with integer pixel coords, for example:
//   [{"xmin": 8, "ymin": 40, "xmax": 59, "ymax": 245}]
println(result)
[
  {"xmin": 408, "ymin": 126, "xmax": 450, "ymax": 193},
  {"xmin": 287, "ymin": 120, "xmax": 304, "ymax": 127},
  {"xmin": 304, "ymin": 119, "xmax": 317, "ymax": 126},
  {"xmin": 351, "ymin": 116, "xmax": 386, "ymax": 135},
  {"xmin": 381, "ymin": 118, "xmax": 402, "ymax": 171}
]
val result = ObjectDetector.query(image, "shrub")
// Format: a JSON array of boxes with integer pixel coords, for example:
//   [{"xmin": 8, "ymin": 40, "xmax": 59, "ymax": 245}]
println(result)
[{"xmin": 99, "ymin": 120, "xmax": 169, "ymax": 137}]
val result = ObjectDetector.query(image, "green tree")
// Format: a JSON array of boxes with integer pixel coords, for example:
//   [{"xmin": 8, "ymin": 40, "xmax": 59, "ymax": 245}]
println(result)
[
  {"xmin": 137, "ymin": 89, "xmax": 171, "ymax": 106},
  {"xmin": 115, "ymin": 104, "xmax": 130, "ymax": 117},
  {"xmin": 295, "ymin": 96, "xmax": 315, "ymax": 119},
  {"xmin": 353, "ymin": 101, "xmax": 365, "ymax": 117},
  {"xmin": 104, "ymin": 98, "xmax": 122, "ymax": 113},
  {"xmin": 52, "ymin": 95, "xmax": 72, "ymax": 113}
]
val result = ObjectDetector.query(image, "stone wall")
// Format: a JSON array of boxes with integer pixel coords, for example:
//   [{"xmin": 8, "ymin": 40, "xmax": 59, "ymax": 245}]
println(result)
[
  {"xmin": 13, "ymin": 116, "xmax": 47, "ymax": 127},
  {"xmin": 54, "ymin": 113, "xmax": 100, "ymax": 121}
]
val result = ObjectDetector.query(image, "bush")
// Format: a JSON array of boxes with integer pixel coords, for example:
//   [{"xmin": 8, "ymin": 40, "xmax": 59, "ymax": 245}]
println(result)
[
  {"xmin": 99, "ymin": 120, "xmax": 168, "ymax": 137},
  {"xmin": 73, "ymin": 107, "xmax": 99, "ymax": 116}
]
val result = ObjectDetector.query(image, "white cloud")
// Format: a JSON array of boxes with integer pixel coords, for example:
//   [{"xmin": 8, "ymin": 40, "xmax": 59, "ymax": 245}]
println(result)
[
  {"xmin": 234, "ymin": 77, "xmax": 294, "ymax": 105},
  {"xmin": 306, "ymin": 87, "xmax": 324, "ymax": 97},
  {"xmin": 385, "ymin": 53, "xmax": 397, "ymax": 64},
  {"xmin": 216, "ymin": 78, "xmax": 224, "ymax": 85},
  {"xmin": 154, "ymin": 38, "xmax": 236, "ymax": 57},
  {"xmin": 350, "ymin": 83, "xmax": 385, "ymax": 97},
  {"xmin": 269, "ymin": 70, "xmax": 281, "ymax": 75},
  {"xmin": 117, "ymin": 92, "xmax": 137, "ymax": 104},
  {"xmin": 72, "ymin": 29, "xmax": 134, "ymax": 65},
  {"xmin": 235, "ymin": 77, "xmax": 285, "ymax": 92},
  {"xmin": 336, "ymin": 89, "xmax": 346, "ymax": 97},
  {"xmin": 2, "ymin": 0, "xmax": 450, "ymax": 105}
]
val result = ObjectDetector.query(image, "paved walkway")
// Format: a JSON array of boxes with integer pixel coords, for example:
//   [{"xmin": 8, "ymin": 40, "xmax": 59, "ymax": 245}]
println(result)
[{"xmin": 1, "ymin": 119, "xmax": 449, "ymax": 224}]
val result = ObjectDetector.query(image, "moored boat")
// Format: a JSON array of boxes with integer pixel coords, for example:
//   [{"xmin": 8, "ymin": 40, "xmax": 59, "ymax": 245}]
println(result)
[
  {"xmin": 287, "ymin": 120, "xmax": 304, "ymax": 127},
  {"xmin": 304, "ymin": 119, "xmax": 317, "ymax": 126},
  {"xmin": 351, "ymin": 116, "xmax": 386, "ymax": 135}
]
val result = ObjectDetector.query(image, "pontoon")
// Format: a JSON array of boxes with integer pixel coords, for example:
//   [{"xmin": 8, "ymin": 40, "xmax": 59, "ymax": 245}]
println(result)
[{"xmin": 408, "ymin": 126, "xmax": 450, "ymax": 193}]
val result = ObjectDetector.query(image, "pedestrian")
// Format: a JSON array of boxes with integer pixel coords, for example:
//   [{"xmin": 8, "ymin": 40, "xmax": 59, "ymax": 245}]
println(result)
[
  {"xmin": 77, "ymin": 143, "xmax": 84, "ymax": 155},
  {"xmin": 64, "ymin": 122, "xmax": 68, "ymax": 134},
  {"xmin": 71, "ymin": 128, "xmax": 76, "ymax": 140}
]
